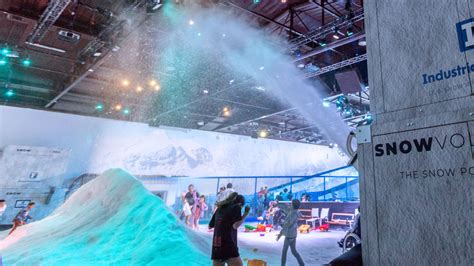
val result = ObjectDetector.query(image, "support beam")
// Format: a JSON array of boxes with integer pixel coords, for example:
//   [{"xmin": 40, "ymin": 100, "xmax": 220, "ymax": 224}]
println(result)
[
  {"xmin": 312, "ymin": 0, "xmax": 340, "ymax": 18},
  {"xmin": 303, "ymin": 53, "xmax": 367, "ymax": 78},
  {"xmin": 289, "ymin": 7, "xmax": 364, "ymax": 49},
  {"xmin": 225, "ymin": 2, "xmax": 305, "ymax": 37},
  {"xmin": 293, "ymin": 32, "xmax": 365, "ymax": 62},
  {"xmin": 27, "ymin": 0, "xmax": 71, "ymax": 43}
]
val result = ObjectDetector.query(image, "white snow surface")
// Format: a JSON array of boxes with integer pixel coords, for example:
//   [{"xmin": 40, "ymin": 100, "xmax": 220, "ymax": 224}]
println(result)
[{"xmin": 0, "ymin": 169, "xmax": 211, "ymax": 265}]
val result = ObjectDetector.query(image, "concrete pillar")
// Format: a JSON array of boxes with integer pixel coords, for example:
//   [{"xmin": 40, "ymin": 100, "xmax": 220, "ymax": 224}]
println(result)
[{"xmin": 361, "ymin": 0, "xmax": 474, "ymax": 265}]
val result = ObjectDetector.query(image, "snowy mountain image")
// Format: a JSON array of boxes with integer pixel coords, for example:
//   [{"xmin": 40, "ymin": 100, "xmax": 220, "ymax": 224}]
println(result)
[
  {"xmin": 87, "ymin": 129, "xmax": 347, "ymax": 177},
  {"xmin": 124, "ymin": 146, "xmax": 213, "ymax": 172}
]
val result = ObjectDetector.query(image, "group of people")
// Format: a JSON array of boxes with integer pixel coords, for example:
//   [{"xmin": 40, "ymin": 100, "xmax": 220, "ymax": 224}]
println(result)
[
  {"xmin": 0, "ymin": 199, "xmax": 36, "ymax": 235},
  {"xmin": 209, "ymin": 193, "xmax": 305, "ymax": 266},
  {"xmin": 181, "ymin": 184, "xmax": 208, "ymax": 230}
]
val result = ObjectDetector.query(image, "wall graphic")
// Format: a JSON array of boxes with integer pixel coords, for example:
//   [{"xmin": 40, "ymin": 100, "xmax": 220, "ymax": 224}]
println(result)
[{"xmin": 0, "ymin": 106, "xmax": 349, "ymax": 178}]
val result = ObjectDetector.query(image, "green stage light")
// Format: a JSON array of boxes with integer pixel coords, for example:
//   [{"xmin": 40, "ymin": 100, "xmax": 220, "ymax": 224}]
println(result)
[
  {"xmin": 123, "ymin": 108, "xmax": 130, "ymax": 115},
  {"xmin": 0, "ymin": 58, "xmax": 6, "ymax": 66},
  {"xmin": 5, "ymin": 90, "xmax": 15, "ymax": 97},
  {"xmin": 22, "ymin": 58, "xmax": 31, "ymax": 66},
  {"xmin": 1, "ymin": 48, "xmax": 9, "ymax": 56},
  {"xmin": 95, "ymin": 103, "xmax": 104, "ymax": 111}
]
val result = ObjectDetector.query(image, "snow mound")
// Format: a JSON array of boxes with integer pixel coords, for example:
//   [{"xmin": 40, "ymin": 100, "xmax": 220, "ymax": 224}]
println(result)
[{"xmin": 0, "ymin": 169, "xmax": 210, "ymax": 265}]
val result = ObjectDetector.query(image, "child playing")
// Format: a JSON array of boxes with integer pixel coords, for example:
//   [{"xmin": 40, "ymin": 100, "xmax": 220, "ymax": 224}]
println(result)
[
  {"xmin": 9, "ymin": 202, "xmax": 35, "ymax": 235},
  {"xmin": 277, "ymin": 199, "xmax": 305, "ymax": 266},
  {"xmin": 181, "ymin": 192, "xmax": 192, "ymax": 227},
  {"xmin": 193, "ymin": 195, "xmax": 208, "ymax": 230}
]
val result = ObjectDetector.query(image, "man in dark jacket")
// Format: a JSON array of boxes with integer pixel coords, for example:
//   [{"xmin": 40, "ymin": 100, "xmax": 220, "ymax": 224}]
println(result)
[{"xmin": 209, "ymin": 194, "xmax": 250, "ymax": 266}]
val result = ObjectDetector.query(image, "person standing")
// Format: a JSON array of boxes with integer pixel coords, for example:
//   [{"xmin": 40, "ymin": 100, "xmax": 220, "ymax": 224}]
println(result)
[
  {"xmin": 0, "ymin": 199, "xmax": 7, "ymax": 217},
  {"xmin": 9, "ymin": 202, "xmax": 35, "ymax": 235},
  {"xmin": 193, "ymin": 195, "xmax": 208, "ymax": 230},
  {"xmin": 185, "ymin": 184, "xmax": 199, "ymax": 227},
  {"xmin": 277, "ymin": 199, "xmax": 305, "ymax": 266},
  {"xmin": 209, "ymin": 194, "xmax": 250, "ymax": 266}
]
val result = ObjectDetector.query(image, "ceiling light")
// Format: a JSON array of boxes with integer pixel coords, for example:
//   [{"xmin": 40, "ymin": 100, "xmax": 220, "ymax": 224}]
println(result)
[
  {"xmin": 197, "ymin": 32, "xmax": 202, "ymax": 36},
  {"xmin": 229, "ymin": 79, "xmax": 234, "ymax": 84},
  {"xmin": 1, "ymin": 48, "xmax": 10, "ymax": 56},
  {"xmin": 259, "ymin": 66, "xmax": 265, "ymax": 70},
  {"xmin": 333, "ymin": 34, "xmax": 340, "ymax": 40},
  {"xmin": 154, "ymin": 85, "xmax": 161, "ymax": 91},
  {"xmin": 93, "ymin": 52, "xmax": 102, "ymax": 57},
  {"xmin": 136, "ymin": 86, "xmax": 143, "ymax": 92},
  {"xmin": 0, "ymin": 58, "xmax": 7, "ymax": 65},
  {"xmin": 197, "ymin": 121, "xmax": 205, "ymax": 126},
  {"xmin": 114, "ymin": 104, "xmax": 122, "ymax": 111},
  {"xmin": 188, "ymin": 19, "xmax": 194, "ymax": 26},
  {"xmin": 258, "ymin": 130, "xmax": 268, "ymax": 138},
  {"xmin": 6, "ymin": 50, "xmax": 19, "ymax": 58},
  {"xmin": 322, "ymin": 101, "xmax": 331, "ymax": 107},
  {"xmin": 88, "ymin": 69, "xmax": 94, "ymax": 72},
  {"xmin": 5, "ymin": 89, "xmax": 15, "ymax": 97},
  {"xmin": 121, "ymin": 79, "xmax": 130, "ymax": 87},
  {"xmin": 202, "ymin": 89, "xmax": 209, "ymax": 94},
  {"xmin": 358, "ymin": 39, "xmax": 367, "ymax": 46},
  {"xmin": 149, "ymin": 80, "xmax": 157, "ymax": 86},
  {"xmin": 21, "ymin": 58, "xmax": 31, "ymax": 66},
  {"xmin": 297, "ymin": 63, "xmax": 305, "ymax": 68}
]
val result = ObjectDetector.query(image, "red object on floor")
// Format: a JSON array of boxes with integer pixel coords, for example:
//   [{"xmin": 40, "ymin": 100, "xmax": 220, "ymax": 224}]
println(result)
[{"xmin": 318, "ymin": 224, "xmax": 329, "ymax": 231}]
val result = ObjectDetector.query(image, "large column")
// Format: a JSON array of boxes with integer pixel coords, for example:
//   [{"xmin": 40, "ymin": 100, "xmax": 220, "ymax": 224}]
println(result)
[{"xmin": 360, "ymin": 0, "xmax": 473, "ymax": 265}]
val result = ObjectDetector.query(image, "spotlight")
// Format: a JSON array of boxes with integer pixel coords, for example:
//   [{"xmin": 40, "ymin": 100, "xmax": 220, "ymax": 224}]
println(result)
[
  {"xmin": 229, "ymin": 79, "xmax": 234, "ymax": 84},
  {"xmin": 136, "ymin": 86, "xmax": 143, "ymax": 92},
  {"xmin": 188, "ymin": 19, "xmax": 194, "ymax": 26},
  {"xmin": 259, "ymin": 66, "xmax": 265, "ymax": 70},
  {"xmin": 223, "ymin": 107, "xmax": 231, "ymax": 117},
  {"xmin": 358, "ymin": 39, "xmax": 367, "ymax": 46},
  {"xmin": 222, "ymin": 33, "xmax": 226, "ymax": 37},
  {"xmin": 5, "ymin": 89, "xmax": 14, "ymax": 97},
  {"xmin": 123, "ymin": 108, "xmax": 130, "ymax": 115},
  {"xmin": 253, "ymin": 0, "xmax": 261, "ymax": 4},
  {"xmin": 95, "ymin": 103, "xmax": 104, "ymax": 111},
  {"xmin": 146, "ymin": 0, "xmax": 162, "ymax": 13},
  {"xmin": 333, "ymin": 34, "xmax": 340, "ymax": 40},
  {"xmin": 1, "ymin": 48, "xmax": 9, "ymax": 56},
  {"xmin": 149, "ymin": 80, "xmax": 157, "ymax": 86},
  {"xmin": 114, "ymin": 104, "xmax": 122, "ymax": 111},
  {"xmin": 297, "ymin": 63, "xmax": 305, "ymax": 68},
  {"xmin": 154, "ymin": 85, "xmax": 161, "ymax": 91},
  {"xmin": 197, "ymin": 121, "xmax": 205, "ymax": 126},
  {"xmin": 322, "ymin": 101, "xmax": 331, "ymax": 107},
  {"xmin": 258, "ymin": 130, "xmax": 268, "ymax": 138},
  {"xmin": 329, "ymin": 143, "xmax": 334, "ymax": 148},
  {"xmin": 0, "ymin": 58, "xmax": 7, "ymax": 66},
  {"xmin": 202, "ymin": 89, "xmax": 209, "ymax": 94},
  {"xmin": 93, "ymin": 52, "xmax": 102, "ymax": 57},
  {"xmin": 319, "ymin": 41, "xmax": 327, "ymax": 47},
  {"xmin": 281, "ymin": 0, "xmax": 287, "ymax": 3},
  {"xmin": 346, "ymin": 26, "xmax": 353, "ymax": 36},
  {"xmin": 197, "ymin": 32, "xmax": 202, "ymax": 37},
  {"xmin": 121, "ymin": 79, "xmax": 130, "ymax": 87},
  {"xmin": 21, "ymin": 58, "xmax": 31, "ymax": 66}
]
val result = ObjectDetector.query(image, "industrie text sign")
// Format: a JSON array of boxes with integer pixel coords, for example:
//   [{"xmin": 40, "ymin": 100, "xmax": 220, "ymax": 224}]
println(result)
[{"xmin": 421, "ymin": 18, "xmax": 474, "ymax": 85}]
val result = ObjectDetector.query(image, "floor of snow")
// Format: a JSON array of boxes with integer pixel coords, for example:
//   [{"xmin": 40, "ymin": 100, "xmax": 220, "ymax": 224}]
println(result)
[{"xmin": 197, "ymin": 224, "xmax": 345, "ymax": 266}]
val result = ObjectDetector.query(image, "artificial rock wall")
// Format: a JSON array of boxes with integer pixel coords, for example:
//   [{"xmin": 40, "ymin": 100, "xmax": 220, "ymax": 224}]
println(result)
[{"xmin": 361, "ymin": 1, "xmax": 473, "ymax": 265}]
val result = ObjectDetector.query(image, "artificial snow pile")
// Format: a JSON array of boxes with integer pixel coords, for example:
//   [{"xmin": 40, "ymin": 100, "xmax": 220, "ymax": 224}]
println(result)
[{"xmin": 0, "ymin": 169, "xmax": 210, "ymax": 265}]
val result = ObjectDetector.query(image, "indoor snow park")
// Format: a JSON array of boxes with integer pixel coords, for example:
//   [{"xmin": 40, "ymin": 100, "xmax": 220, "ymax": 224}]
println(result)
[{"xmin": 0, "ymin": 0, "xmax": 472, "ymax": 265}]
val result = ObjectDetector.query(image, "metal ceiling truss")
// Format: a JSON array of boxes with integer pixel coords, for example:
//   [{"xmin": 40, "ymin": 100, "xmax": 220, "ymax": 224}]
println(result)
[
  {"xmin": 303, "ymin": 53, "xmax": 367, "ymax": 78},
  {"xmin": 289, "ymin": 7, "xmax": 364, "ymax": 49},
  {"xmin": 27, "ymin": 0, "xmax": 72, "ymax": 43}
]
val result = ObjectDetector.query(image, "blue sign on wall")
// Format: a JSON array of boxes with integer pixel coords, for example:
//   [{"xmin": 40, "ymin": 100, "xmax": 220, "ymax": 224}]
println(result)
[{"xmin": 456, "ymin": 18, "xmax": 474, "ymax": 52}]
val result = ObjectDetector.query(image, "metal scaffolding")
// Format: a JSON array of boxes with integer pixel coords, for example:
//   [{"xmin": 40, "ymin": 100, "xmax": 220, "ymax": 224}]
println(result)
[{"xmin": 27, "ymin": 0, "xmax": 71, "ymax": 43}]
